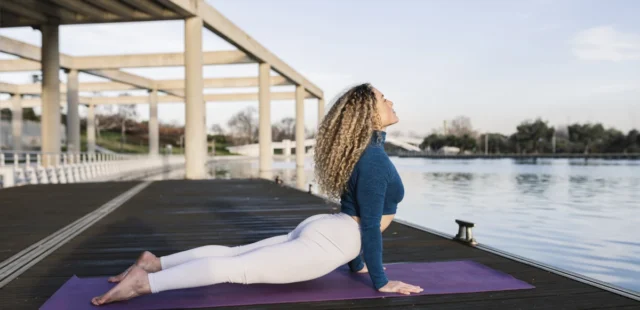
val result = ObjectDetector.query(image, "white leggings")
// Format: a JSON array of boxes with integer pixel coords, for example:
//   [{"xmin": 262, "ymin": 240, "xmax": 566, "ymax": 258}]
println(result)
[{"xmin": 147, "ymin": 212, "xmax": 361, "ymax": 293}]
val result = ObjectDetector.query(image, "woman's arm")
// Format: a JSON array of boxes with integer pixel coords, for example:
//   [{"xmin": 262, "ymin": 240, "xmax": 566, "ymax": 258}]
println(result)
[
  {"xmin": 380, "ymin": 214, "xmax": 395, "ymax": 232},
  {"xmin": 348, "ymin": 213, "xmax": 395, "ymax": 272},
  {"xmin": 355, "ymin": 156, "xmax": 390, "ymax": 290}
]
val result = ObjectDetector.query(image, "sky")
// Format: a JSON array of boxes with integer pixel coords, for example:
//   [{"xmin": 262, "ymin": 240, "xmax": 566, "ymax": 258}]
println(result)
[{"xmin": 0, "ymin": 0, "xmax": 639, "ymax": 136}]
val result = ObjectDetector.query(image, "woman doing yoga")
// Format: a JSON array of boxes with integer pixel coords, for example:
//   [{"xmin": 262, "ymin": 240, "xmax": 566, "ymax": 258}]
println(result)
[{"xmin": 91, "ymin": 83, "xmax": 423, "ymax": 306}]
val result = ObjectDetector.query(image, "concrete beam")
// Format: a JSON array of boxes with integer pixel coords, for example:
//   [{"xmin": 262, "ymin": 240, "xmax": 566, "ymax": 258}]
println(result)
[
  {"xmin": 120, "ymin": 0, "xmax": 178, "ymax": 18},
  {"xmin": 7, "ymin": 0, "xmax": 91, "ymax": 25},
  {"xmin": 0, "ymin": 81, "xmax": 19, "ymax": 94},
  {"xmin": 88, "ymin": 92, "xmax": 313, "ymax": 105},
  {"xmin": 0, "ymin": 35, "xmax": 74, "ymax": 65},
  {"xmin": 0, "ymin": 59, "xmax": 45, "ymax": 72},
  {"xmin": 17, "ymin": 81, "xmax": 136, "ymax": 94},
  {"xmin": 0, "ymin": 1, "xmax": 48, "ymax": 23},
  {"xmin": 71, "ymin": 51, "xmax": 253, "ymax": 70},
  {"xmin": 83, "ymin": 69, "xmax": 155, "ymax": 90},
  {"xmin": 156, "ymin": 0, "xmax": 198, "ymax": 17},
  {"xmin": 0, "ymin": 51, "xmax": 253, "ymax": 71},
  {"xmin": 166, "ymin": 0, "xmax": 323, "ymax": 99},
  {"xmin": 16, "ymin": 76, "xmax": 292, "ymax": 94},
  {"xmin": 0, "ymin": 92, "xmax": 312, "ymax": 108},
  {"xmin": 0, "ymin": 35, "xmax": 181, "ymax": 97},
  {"xmin": 89, "ymin": 0, "xmax": 151, "ymax": 19},
  {"xmin": 156, "ymin": 76, "xmax": 291, "ymax": 90},
  {"xmin": 49, "ymin": 0, "xmax": 119, "ymax": 20},
  {"xmin": 0, "ymin": 94, "xmax": 89, "ymax": 109}
]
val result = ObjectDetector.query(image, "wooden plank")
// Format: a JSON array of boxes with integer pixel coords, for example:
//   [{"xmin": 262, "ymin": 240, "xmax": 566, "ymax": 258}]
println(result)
[
  {"xmin": 0, "ymin": 182, "xmax": 140, "ymax": 262},
  {"xmin": 0, "ymin": 179, "xmax": 636, "ymax": 309}
]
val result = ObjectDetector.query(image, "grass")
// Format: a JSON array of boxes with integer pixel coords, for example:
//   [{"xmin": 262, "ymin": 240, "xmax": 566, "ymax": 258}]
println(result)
[{"xmin": 74, "ymin": 131, "xmax": 236, "ymax": 156}]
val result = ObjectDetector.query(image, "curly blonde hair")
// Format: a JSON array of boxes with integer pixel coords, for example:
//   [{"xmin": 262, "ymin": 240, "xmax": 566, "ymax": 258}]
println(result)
[{"xmin": 314, "ymin": 83, "xmax": 383, "ymax": 200}]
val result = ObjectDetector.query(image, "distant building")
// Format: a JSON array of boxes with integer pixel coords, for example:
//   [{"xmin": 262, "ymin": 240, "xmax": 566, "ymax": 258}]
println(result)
[
  {"xmin": 0, "ymin": 120, "xmax": 67, "ymax": 150},
  {"xmin": 437, "ymin": 146, "xmax": 460, "ymax": 155}
]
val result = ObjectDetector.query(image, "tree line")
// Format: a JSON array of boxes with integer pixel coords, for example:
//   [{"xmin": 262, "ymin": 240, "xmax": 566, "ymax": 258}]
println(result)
[{"xmin": 418, "ymin": 117, "xmax": 640, "ymax": 154}]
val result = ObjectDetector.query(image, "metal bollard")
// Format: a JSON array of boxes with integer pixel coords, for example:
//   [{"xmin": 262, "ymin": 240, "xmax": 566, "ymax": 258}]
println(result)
[{"xmin": 453, "ymin": 219, "xmax": 478, "ymax": 246}]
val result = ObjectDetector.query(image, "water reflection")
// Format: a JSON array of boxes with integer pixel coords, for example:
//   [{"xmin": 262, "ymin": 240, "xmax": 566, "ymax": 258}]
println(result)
[
  {"xmin": 395, "ymin": 158, "xmax": 640, "ymax": 293},
  {"xmin": 515, "ymin": 174, "xmax": 552, "ymax": 195}
]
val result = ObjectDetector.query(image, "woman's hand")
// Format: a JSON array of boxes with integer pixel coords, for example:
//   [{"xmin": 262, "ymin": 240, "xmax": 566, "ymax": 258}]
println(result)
[
  {"xmin": 356, "ymin": 264, "xmax": 386, "ymax": 273},
  {"xmin": 378, "ymin": 280, "xmax": 423, "ymax": 295}
]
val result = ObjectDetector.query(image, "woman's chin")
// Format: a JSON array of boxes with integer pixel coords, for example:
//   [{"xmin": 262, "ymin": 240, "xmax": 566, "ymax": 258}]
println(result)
[{"xmin": 390, "ymin": 117, "xmax": 400, "ymax": 126}]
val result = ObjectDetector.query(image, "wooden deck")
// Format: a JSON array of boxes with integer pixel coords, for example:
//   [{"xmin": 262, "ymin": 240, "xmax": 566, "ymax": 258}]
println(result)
[
  {"xmin": 0, "ymin": 181, "xmax": 139, "ymax": 262},
  {"xmin": 0, "ymin": 179, "xmax": 638, "ymax": 309}
]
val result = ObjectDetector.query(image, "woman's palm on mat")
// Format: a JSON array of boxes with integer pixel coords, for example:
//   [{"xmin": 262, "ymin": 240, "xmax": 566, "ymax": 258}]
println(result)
[{"xmin": 379, "ymin": 280, "xmax": 423, "ymax": 295}]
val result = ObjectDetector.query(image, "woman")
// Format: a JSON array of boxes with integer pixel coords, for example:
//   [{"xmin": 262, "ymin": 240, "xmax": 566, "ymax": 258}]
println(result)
[{"xmin": 91, "ymin": 83, "xmax": 423, "ymax": 306}]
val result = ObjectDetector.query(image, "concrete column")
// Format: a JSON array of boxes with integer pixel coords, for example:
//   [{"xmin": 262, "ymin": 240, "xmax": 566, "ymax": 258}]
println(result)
[
  {"xmin": 87, "ymin": 104, "xmax": 96, "ymax": 153},
  {"xmin": 66, "ymin": 69, "xmax": 80, "ymax": 153},
  {"xmin": 296, "ymin": 166, "xmax": 306, "ymax": 191},
  {"xmin": 295, "ymin": 85, "xmax": 305, "ymax": 173},
  {"xmin": 317, "ymin": 98, "xmax": 325, "ymax": 129},
  {"xmin": 283, "ymin": 139, "xmax": 291, "ymax": 157},
  {"xmin": 149, "ymin": 88, "xmax": 159, "ymax": 156},
  {"xmin": 184, "ymin": 16, "xmax": 205, "ymax": 179},
  {"xmin": 41, "ymin": 24, "xmax": 61, "ymax": 157},
  {"xmin": 258, "ymin": 62, "xmax": 272, "ymax": 179},
  {"xmin": 11, "ymin": 94, "xmax": 22, "ymax": 151}
]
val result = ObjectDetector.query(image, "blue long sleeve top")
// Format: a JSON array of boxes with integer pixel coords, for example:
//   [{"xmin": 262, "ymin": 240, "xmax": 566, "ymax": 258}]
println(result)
[{"xmin": 339, "ymin": 130, "xmax": 405, "ymax": 290}]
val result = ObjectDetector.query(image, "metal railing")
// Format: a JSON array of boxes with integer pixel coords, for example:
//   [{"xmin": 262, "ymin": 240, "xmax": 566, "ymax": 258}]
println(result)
[{"xmin": 0, "ymin": 151, "xmax": 185, "ymax": 188}]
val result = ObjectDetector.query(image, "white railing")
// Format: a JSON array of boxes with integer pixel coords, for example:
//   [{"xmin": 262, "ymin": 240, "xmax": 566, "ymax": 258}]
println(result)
[{"xmin": 0, "ymin": 151, "xmax": 185, "ymax": 189}]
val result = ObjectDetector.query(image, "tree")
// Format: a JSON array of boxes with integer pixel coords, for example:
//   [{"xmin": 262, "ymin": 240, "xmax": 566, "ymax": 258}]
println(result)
[
  {"xmin": 210, "ymin": 124, "xmax": 225, "ymax": 135},
  {"xmin": 419, "ymin": 133, "xmax": 476, "ymax": 153},
  {"xmin": 478, "ymin": 133, "xmax": 512, "ymax": 154},
  {"xmin": 601, "ymin": 128, "xmax": 627, "ymax": 153},
  {"xmin": 271, "ymin": 117, "xmax": 295, "ymax": 141},
  {"xmin": 420, "ymin": 134, "xmax": 445, "ymax": 151},
  {"xmin": 23, "ymin": 108, "xmax": 40, "ymax": 121},
  {"xmin": 449, "ymin": 116, "xmax": 475, "ymax": 137},
  {"xmin": 627, "ymin": 129, "xmax": 640, "ymax": 153},
  {"xmin": 568, "ymin": 123, "xmax": 605, "ymax": 153},
  {"xmin": 115, "ymin": 105, "xmax": 137, "ymax": 151},
  {"xmin": 227, "ymin": 106, "xmax": 258, "ymax": 145},
  {"xmin": 514, "ymin": 119, "xmax": 554, "ymax": 153},
  {"xmin": 457, "ymin": 133, "xmax": 477, "ymax": 152}
]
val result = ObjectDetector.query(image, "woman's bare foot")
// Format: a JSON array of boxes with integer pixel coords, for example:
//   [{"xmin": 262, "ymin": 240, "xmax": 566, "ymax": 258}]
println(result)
[
  {"xmin": 92, "ymin": 266, "xmax": 151, "ymax": 306},
  {"xmin": 109, "ymin": 251, "xmax": 161, "ymax": 283}
]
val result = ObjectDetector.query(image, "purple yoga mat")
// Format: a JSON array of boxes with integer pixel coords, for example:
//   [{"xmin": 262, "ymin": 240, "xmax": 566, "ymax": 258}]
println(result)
[{"xmin": 40, "ymin": 260, "xmax": 534, "ymax": 310}]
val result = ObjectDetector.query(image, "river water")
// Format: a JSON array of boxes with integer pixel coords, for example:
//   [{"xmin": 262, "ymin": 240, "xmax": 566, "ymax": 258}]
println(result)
[{"xmin": 200, "ymin": 156, "xmax": 640, "ymax": 293}]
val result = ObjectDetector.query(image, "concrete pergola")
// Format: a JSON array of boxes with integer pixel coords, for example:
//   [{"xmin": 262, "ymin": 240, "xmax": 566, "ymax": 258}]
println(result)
[{"xmin": 0, "ymin": 0, "xmax": 325, "ymax": 180}]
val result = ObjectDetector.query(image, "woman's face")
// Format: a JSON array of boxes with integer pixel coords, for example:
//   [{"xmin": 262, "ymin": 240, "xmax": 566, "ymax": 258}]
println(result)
[{"xmin": 372, "ymin": 87, "xmax": 398, "ymax": 130}]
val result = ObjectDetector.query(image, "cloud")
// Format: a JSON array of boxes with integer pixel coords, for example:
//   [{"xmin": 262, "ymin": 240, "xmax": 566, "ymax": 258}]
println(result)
[{"xmin": 571, "ymin": 26, "xmax": 640, "ymax": 61}]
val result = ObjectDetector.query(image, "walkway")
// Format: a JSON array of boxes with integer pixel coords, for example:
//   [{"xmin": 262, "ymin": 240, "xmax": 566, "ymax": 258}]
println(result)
[{"xmin": 0, "ymin": 179, "xmax": 638, "ymax": 309}]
